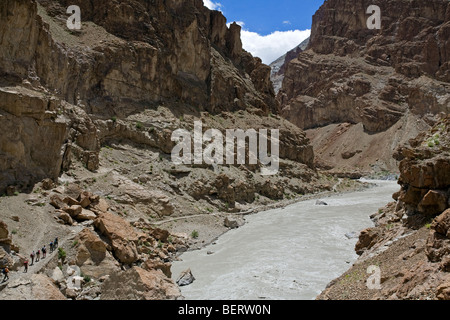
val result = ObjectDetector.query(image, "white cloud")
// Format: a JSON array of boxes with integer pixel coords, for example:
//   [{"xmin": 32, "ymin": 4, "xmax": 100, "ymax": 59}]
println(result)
[
  {"xmin": 283, "ymin": 21, "xmax": 291, "ymax": 25},
  {"xmin": 240, "ymin": 29, "xmax": 311, "ymax": 65},
  {"xmin": 203, "ymin": 0, "xmax": 222, "ymax": 10}
]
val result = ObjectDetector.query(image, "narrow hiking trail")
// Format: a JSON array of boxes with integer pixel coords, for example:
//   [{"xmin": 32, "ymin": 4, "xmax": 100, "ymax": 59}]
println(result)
[{"xmin": 1, "ymin": 225, "xmax": 84, "ymax": 291}]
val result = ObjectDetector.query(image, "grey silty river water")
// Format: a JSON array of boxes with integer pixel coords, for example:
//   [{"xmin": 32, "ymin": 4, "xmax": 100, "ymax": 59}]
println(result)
[{"xmin": 171, "ymin": 180, "xmax": 400, "ymax": 300}]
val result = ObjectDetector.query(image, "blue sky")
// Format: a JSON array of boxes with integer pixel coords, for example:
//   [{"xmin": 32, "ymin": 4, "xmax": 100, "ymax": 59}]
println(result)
[{"xmin": 204, "ymin": 0, "xmax": 326, "ymax": 64}]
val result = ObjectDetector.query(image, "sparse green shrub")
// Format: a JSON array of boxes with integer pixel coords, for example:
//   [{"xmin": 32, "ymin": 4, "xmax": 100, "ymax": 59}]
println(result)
[
  {"xmin": 58, "ymin": 248, "xmax": 66, "ymax": 265},
  {"xmin": 191, "ymin": 230, "xmax": 199, "ymax": 239},
  {"xmin": 81, "ymin": 272, "xmax": 91, "ymax": 283}
]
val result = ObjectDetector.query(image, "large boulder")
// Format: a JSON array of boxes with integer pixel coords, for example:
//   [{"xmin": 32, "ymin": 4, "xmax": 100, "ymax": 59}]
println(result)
[
  {"xmin": 0, "ymin": 220, "xmax": 11, "ymax": 252},
  {"xmin": 50, "ymin": 194, "xmax": 69, "ymax": 210},
  {"xmin": 74, "ymin": 228, "xmax": 119, "ymax": 278},
  {"xmin": 142, "ymin": 258, "xmax": 172, "ymax": 278},
  {"xmin": 55, "ymin": 210, "xmax": 73, "ymax": 225},
  {"xmin": 94, "ymin": 212, "xmax": 140, "ymax": 265},
  {"xmin": 224, "ymin": 216, "xmax": 245, "ymax": 229},
  {"xmin": 114, "ymin": 177, "xmax": 174, "ymax": 217},
  {"xmin": 433, "ymin": 209, "xmax": 450, "ymax": 237},
  {"xmin": 176, "ymin": 268, "xmax": 196, "ymax": 286},
  {"xmin": 100, "ymin": 267, "xmax": 181, "ymax": 300},
  {"xmin": 355, "ymin": 228, "xmax": 379, "ymax": 255},
  {"xmin": 76, "ymin": 209, "xmax": 97, "ymax": 221},
  {"xmin": 418, "ymin": 190, "xmax": 448, "ymax": 216},
  {"xmin": 150, "ymin": 228, "xmax": 170, "ymax": 243},
  {"xmin": 426, "ymin": 209, "xmax": 450, "ymax": 263},
  {"xmin": 65, "ymin": 205, "xmax": 83, "ymax": 218},
  {"xmin": 0, "ymin": 220, "xmax": 9, "ymax": 240},
  {"xmin": 0, "ymin": 274, "xmax": 66, "ymax": 300},
  {"xmin": 0, "ymin": 247, "xmax": 13, "ymax": 269}
]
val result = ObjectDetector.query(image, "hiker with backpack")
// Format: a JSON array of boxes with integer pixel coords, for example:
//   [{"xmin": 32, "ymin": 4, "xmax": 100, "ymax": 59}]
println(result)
[
  {"xmin": 2, "ymin": 267, "xmax": 9, "ymax": 282},
  {"xmin": 24, "ymin": 259, "xmax": 29, "ymax": 273},
  {"xmin": 42, "ymin": 245, "xmax": 47, "ymax": 259},
  {"xmin": 30, "ymin": 251, "xmax": 35, "ymax": 266},
  {"xmin": 36, "ymin": 249, "xmax": 40, "ymax": 262}
]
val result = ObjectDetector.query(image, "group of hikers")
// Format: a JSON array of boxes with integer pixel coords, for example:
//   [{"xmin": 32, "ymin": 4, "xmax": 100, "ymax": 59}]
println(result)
[{"xmin": 2, "ymin": 237, "xmax": 58, "ymax": 282}]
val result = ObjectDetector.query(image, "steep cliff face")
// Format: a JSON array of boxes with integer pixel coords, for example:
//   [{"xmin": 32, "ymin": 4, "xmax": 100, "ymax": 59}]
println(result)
[
  {"xmin": 2, "ymin": 0, "xmax": 276, "ymax": 116},
  {"xmin": 270, "ymin": 37, "xmax": 309, "ymax": 94},
  {"xmin": 309, "ymin": 0, "xmax": 450, "ymax": 81},
  {"xmin": 0, "ymin": 0, "xmax": 311, "ymax": 195},
  {"xmin": 0, "ymin": 0, "xmax": 330, "ymax": 301},
  {"xmin": 278, "ymin": 0, "xmax": 450, "ymax": 174}
]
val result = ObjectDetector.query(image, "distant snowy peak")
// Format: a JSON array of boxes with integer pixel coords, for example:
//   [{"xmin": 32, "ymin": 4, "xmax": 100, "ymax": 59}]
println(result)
[{"xmin": 270, "ymin": 37, "xmax": 310, "ymax": 94}]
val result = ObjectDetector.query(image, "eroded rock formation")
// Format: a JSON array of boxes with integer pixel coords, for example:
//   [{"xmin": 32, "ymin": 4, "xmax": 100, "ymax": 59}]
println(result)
[
  {"xmin": 1, "ymin": 0, "xmax": 308, "ymax": 196},
  {"xmin": 0, "ymin": 0, "xmax": 329, "ymax": 301},
  {"xmin": 278, "ymin": 0, "xmax": 450, "ymax": 174}
]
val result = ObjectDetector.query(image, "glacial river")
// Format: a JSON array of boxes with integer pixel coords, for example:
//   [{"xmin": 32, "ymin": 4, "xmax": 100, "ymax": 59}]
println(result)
[{"xmin": 171, "ymin": 180, "xmax": 400, "ymax": 300}]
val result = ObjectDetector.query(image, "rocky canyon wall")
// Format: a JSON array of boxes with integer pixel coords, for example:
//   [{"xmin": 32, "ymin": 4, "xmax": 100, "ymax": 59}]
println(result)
[
  {"xmin": 0, "ymin": 0, "xmax": 313, "ymax": 194},
  {"xmin": 277, "ymin": 0, "xmax": 450, "ymax": 175}
]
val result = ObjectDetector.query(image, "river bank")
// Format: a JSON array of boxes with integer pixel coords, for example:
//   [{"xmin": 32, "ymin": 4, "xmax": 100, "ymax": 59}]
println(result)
[
  {"xmin": 170, "ymin": 179, "xmax": 399, "ymax": 300},
  {"xmin": 159, "ymin": 177, "xmax": 378, "ymax": 252}
]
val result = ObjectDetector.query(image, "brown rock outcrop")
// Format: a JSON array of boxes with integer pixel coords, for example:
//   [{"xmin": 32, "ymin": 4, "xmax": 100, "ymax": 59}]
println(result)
[
  {"xmin": 355, "ymin": 228, "xmax": 379, "ymax": 255},
  {"xmin": 94, "ymin": 211, "xmax": 140, "ymax": 265},
  {"xmin": 100, "ymin": 266, "xmax": 181, "ymax": 300},
  {"xmin": 0, "ymin": 220, "xmax": 11, "ymax": 246},
  {"xmin": 395, "ymin": 116, "xmax": 450, "ymax": 219},
  {"xmin": 74, "ymin": 228, "xmax": 120, "ymax": 278},
  {"xmin": 278, "ymin": 0, "xmax": 450, "ymax": 174},
  {"xmin": 0, "ymin": 0, "xmax": 311, "ymax": 196},
  {"xmin": 437, "ymin": 281, "xmax": 450, "ymax": 300},
  {"xmin": 0, "ymin": 274, "xmax": 66, "ymax": 300},
  {"xmin": 426, "ymin": 209, "xmax": 450, "ymax": 264},
  {"xmin": 0, "ymin": 220, "xmax": 13, "ymax": 255},
  {"xmin": 142, "ymin": 258, "xmax": 172, "ymax": 279},
  {"xmin": 0, "ymin": 87, "xmax": 69, "ymax": 194}
]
